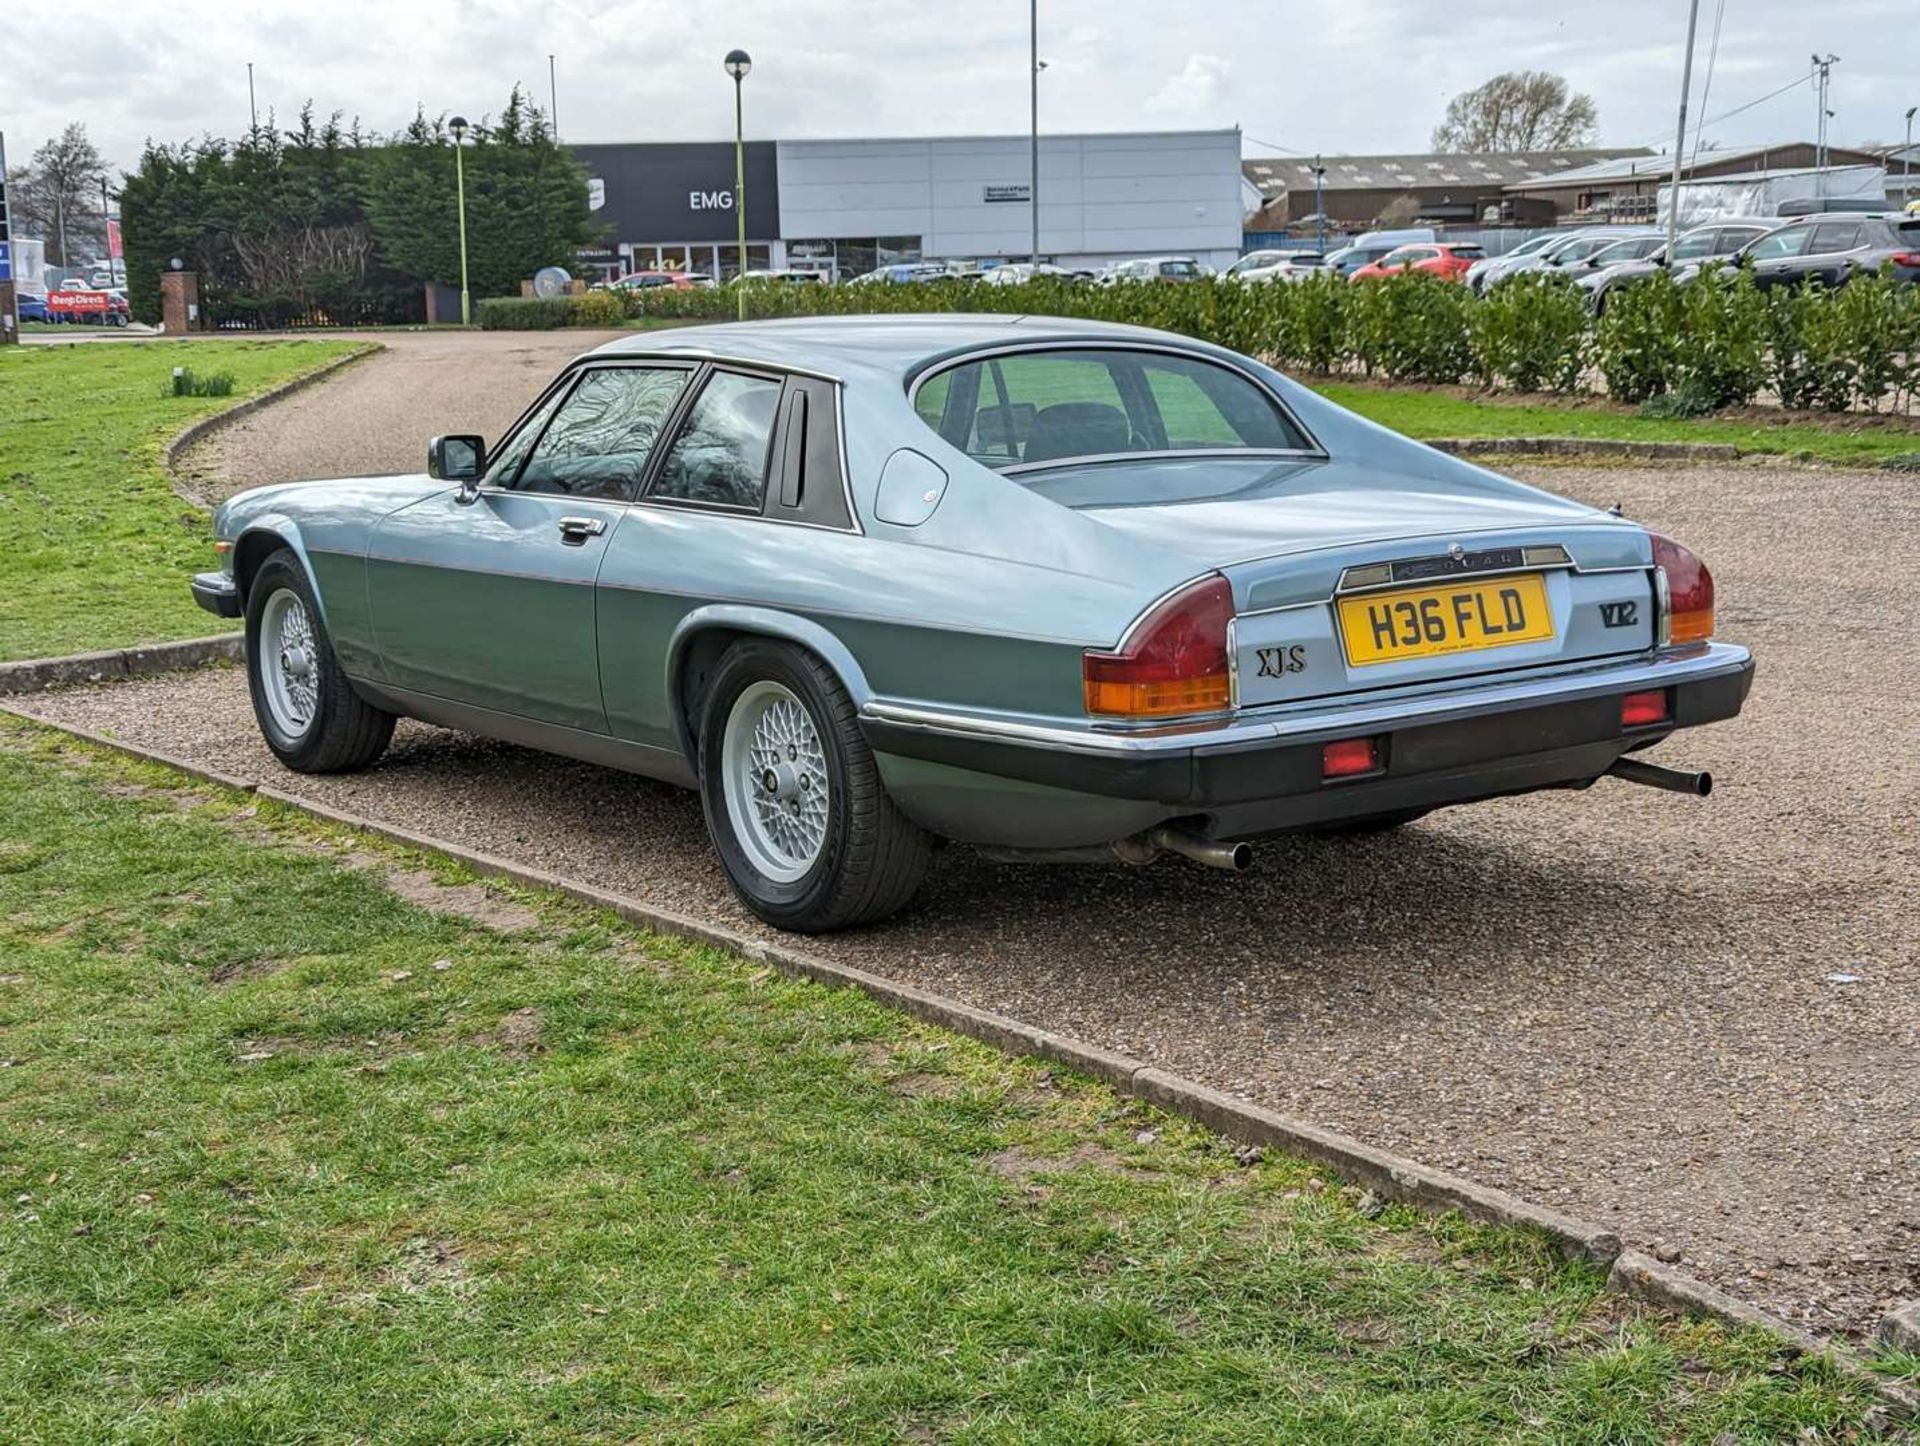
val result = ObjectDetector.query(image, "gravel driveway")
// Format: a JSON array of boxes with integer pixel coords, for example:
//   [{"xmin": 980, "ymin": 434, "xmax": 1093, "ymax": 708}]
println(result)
[
  {"xmin": 28, "ymin": 342, "xmax": 1920, "ymax": 1342},
  {"xmin": 174, "ymin": 329, "xmax": 628, "ymax": 504}
]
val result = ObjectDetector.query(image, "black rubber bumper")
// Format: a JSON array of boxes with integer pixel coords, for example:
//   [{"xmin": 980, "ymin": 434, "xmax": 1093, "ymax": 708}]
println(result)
[
  {"xmin": 862, "ymin": 658, "xmax": 1755, "ymax": 836},
  {"xmin": 190, "ymin": 571, "xmax": 243, "ymax": 619}
]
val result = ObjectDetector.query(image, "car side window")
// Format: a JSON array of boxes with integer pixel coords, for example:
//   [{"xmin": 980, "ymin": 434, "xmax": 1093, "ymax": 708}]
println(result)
[
  {"xmin": 509, "ymin": 366, "xmax": 691, "ymax": 500},
  {"xmin": 650, "ymin": 370, "xmax": 784, "ymax": 510},
  {"xmin": 483, "ymin": 382, "xmax": 574, "ymax": 489},
  {"xmin": 1745, "ymin": 227, "xmax": 1811, "ymax": 261},
  {"xmin": 1808, "ymin": 222, "xmax": 1863, "ymax": 253}
]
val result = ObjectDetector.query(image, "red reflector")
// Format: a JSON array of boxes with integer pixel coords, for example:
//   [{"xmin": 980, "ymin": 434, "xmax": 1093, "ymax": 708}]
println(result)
[
  {"xmin": 1621, "ymin": 689, "xmax": 1669, "ymax": 727},
  {"xmin": 1322, "ymin": 737, "xmax": 1380, "ymax": 779}
]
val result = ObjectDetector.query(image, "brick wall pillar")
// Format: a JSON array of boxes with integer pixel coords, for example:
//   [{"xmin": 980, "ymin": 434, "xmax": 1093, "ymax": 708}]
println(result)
[
  {"xmin": 0, "ymin": 280, "xmax": 17, "ymax": 345},
  {"xmin": 160, "ymin": 271, "xmax": 204, "ymax": 333}
]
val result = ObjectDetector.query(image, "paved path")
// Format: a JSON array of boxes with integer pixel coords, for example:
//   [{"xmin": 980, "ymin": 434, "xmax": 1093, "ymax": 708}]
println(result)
[
  {"xmin": 35, "ymin": 335, "xmax": 1918, "ymax": 1342},
  {"xmin": 175, "ymin": 329, "xmax": 627, "ymax": 503}
]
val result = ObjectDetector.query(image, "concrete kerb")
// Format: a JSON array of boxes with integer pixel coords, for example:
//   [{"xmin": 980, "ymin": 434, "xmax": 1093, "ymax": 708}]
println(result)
[
  {"xmin": 0, "ymin": 634, "xmax": 244, "ymax": 697},
  {"xmin": 1429, "ymin": 437, "xmax": 1743, "ymax": 463},
  {"xmin": 162, "ymin": 342, "xmax": 383, "ymax": 475},
  {"xmin": 0, "ymin": 698, "xmax": 1911, "ymax": 1419}
]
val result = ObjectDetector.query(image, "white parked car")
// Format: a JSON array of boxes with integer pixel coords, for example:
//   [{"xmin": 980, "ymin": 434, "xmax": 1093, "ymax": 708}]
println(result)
[
  {"xmin": 1224, "ymin": 250, "xmax": 1328, "ymax": 283},
  {"xmin": 982, "ymin": 262, "xmax": 1074, "ymax": 286},
  {"xmin": 1099, "ymin": 256, "xmax": 1209, "ymax": 286}
]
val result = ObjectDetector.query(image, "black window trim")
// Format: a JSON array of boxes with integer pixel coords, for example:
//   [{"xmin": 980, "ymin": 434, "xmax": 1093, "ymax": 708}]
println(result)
[
  {"xmin": 903, "ymin": 339, "xmax": 1326, "ymax": 475},
  {"xmin": 478, "ymin": 357, "xmax": 700, "ymax": 500},
  {"xmin": 637, "ymin": 361, "xmax": 790, "ymax": 519}
]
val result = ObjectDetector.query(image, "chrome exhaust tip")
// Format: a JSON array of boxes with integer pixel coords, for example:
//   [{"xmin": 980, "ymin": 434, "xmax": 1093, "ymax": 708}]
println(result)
[
  {"xmin": 1147, "ymin": 826, "xmax": 1253, "ymax": 872},
  {"xmin": 1606, "ymin": 756, "xmax": 1713, "ymax": 797}
]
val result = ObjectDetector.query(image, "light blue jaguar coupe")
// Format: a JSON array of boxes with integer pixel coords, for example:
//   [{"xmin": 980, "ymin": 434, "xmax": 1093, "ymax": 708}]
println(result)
[{"xmin": 193, "ymin": 315, "xmax": 1752, "ymax": 931}]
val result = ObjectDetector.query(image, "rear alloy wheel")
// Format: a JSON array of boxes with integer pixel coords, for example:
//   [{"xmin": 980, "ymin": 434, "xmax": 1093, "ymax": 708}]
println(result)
[
  {"xmin": 699, "ymin": 639, "xmax": 929, "ymax": 932},
  {"xmin": 245, "ymin": 548, "xmax": 395, "ymax": 773}
]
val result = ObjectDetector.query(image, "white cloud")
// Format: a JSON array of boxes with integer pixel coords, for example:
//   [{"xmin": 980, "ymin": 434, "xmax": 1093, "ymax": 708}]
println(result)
[
  {"xmin": 2, "ymin": 0, "xmax": 1913, "ymax": 177},
  {"xmin": 1145, "ymin": 55, "xmax": 1232, "ymax": 116}
]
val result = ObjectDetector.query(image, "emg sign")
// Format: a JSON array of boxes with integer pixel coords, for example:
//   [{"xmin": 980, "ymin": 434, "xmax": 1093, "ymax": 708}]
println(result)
[{"xmin": 689, "ymin": 190, "xmax": 735, "ymax": 211}]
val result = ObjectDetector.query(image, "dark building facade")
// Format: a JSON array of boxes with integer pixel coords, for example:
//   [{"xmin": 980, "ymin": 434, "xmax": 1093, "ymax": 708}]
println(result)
[{"xmin": 567, "ymin": 141, "xmax": 781, "ymax": 278}]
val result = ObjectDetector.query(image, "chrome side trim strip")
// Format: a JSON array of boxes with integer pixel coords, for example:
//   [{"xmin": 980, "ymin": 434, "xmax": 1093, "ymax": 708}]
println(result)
[{"xmin": 862, "ymin": 643, "xmax": 1751, "ymax": 759}]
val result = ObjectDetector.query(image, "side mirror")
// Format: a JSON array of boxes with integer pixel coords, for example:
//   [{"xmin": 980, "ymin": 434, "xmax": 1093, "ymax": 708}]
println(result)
[{"xmin": 428, "ymin": 435, "xmax": 485, "ymax": 501}]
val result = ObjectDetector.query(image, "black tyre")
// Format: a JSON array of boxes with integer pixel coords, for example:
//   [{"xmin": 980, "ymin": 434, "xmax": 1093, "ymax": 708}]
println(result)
[
  {"xmin": 244, "ymin": 548, "xmax": 395, "ymax": 773},
  {"xmin": 698, "ymin": 639, "xmax": 930, "ymax": 932}
]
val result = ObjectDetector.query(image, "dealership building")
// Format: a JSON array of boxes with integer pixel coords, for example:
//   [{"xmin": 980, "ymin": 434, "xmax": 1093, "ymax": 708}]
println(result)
[{"xmin": 567, "ymin": 129, "xmax": 1244, "ymax": 280}]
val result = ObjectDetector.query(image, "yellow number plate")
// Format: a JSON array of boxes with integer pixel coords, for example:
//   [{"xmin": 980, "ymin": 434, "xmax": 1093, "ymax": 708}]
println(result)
[{"xmin": 1338, "ymin": 573, "xmax": 1554, "ymax": 667}]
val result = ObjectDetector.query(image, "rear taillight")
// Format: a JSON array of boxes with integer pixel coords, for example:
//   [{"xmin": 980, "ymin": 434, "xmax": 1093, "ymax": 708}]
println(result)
[
  {"xmin": 1889, "ymin": 252, "xmax": 1920, "ymax": 267},
  {"xmin": 1083, "ymin": 575, "xmax": 1233, "ymax": 719},
  {"xmin": 1650, "ymin": 532, "xmax": 1714, "ymax": 646}
]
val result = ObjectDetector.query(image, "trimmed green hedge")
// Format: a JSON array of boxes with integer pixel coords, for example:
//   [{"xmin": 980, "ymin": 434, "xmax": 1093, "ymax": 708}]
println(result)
[
  {"xmin": 476, "ymin": 294, "xmax": 627, "ymax": 330},
  {"xmin": 486, "ymin": 266, "xmax": 1920, "ymax": 415}
]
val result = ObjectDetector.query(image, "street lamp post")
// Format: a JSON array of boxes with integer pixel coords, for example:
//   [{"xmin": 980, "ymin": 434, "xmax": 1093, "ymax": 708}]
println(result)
[
  {"xmin": 449, "ymin": 116, "xmax": 472, "ymax": 326},
  {"xmin": 1906, "ymin": 106, "xmax": 1916, "ymax": 206},
  {"xmin": 725, "ymin": 50, "xmax": 752, "ymax": 321},
  {"xmin": 1030, "ymin": 0, "xmax": 1040, "ymax": 267}
]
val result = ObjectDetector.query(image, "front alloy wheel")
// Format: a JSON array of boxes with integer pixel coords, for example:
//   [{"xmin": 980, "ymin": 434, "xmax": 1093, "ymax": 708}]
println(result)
[{"xmin": 244, "ymin": 548, "xmax": 394, "ymax": 774}]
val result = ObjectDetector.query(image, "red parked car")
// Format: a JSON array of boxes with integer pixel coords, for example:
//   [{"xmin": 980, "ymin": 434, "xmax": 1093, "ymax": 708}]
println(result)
[{"xmin": 1350, "ymin": 242, "xmax": 1486, "ymax": 284}]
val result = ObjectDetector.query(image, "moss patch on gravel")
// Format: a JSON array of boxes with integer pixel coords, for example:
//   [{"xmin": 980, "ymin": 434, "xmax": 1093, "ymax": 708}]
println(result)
[
  {"xmin": 0, "ymin": 716, "xmax": 1894, "ymax": 1442},
  {"xmin": 0, "ymin": 339, "xmax": 356, "ymax": 662},
  {"xmin": 1318, "ymin": 381, "xmax": 1920, "ymax": 467}
]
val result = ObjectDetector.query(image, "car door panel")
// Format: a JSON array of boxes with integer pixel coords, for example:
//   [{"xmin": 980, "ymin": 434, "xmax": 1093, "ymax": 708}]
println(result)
[
  {"xmin": 367, "ymin": 492, "xmax": 626, "ymax": 732},
  {"xmin": 364, "ymin": 362, "xmax": 694, "ymax": 733}
]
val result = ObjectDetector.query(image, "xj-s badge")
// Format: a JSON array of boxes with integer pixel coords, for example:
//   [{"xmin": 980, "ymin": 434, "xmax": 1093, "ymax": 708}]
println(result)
[
  {"xmin": 1256, "ymin": 645, "xmax": 1308, "ymax": 678},
  {"xmin": 1600, "ymin": 601, "xmax": 1639, "ymax": 628}
]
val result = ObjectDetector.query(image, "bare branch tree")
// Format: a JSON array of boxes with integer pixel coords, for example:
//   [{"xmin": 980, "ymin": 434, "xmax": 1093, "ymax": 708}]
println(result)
[
  {"xmin": 16, "ymin": 124, "xmax": 108, "ymax": 267},
  {"xmin": 1431, "ymin": 72, "xmax": 1599, "ymax": 153}
]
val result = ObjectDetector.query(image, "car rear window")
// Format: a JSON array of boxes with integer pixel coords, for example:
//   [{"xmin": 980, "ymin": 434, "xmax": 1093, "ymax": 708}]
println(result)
[{"xmin": 912, "ymin": 348, "xmax": 1311, "ymax": 469}]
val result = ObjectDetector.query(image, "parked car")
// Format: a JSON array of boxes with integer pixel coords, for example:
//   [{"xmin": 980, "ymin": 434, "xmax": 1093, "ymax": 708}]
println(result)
[
  {"xmin": 981, "ymin": 262, "xmax": 1076, "ymax": 286},
  {"xmin": 608, "ymin": 270, "xmax": 702, "ymax": 292},
  {"xmin": 1483, "ymin": 231, "xmax": 1647, "ymax": 291},
  {"xmin": 1465, "ymin": 232, "xmax": 1566, "ymax": 294},
  {"xmin": 192, "ymin": 315, "xmax": 1751, "ymax": 932},
  {"xmin": 1348, "ymin": 242, "xmax": 1485, "ymax": 283},
  {"xmin": 1101, "ymin": 256, "xmax": 1208, "ymax": 284},
  {"xmin": 848, "ymin": 263, "xmax": 951, "ymax": 286},
  {"xmin": 1556, "ymin": 233, "xmax": 1666, "ymax": 279},
  {"xmin": 1224, "ymin": 250, "xmax": 1326, "ymax": 282},
  {"xmin": 1575, "ymin": 220, "xmax": 1773, "ymax": 312},
  {"xmin": 1724, "ymin": 213, "xmax": 1920, "ymax": 291},
  {"xmin": 15, "ymin": 293, "xmax": 52, "ymax": 323},
  {"xmin": 735, "ymin": 269, "xmax": 823, "ymax": 285}
]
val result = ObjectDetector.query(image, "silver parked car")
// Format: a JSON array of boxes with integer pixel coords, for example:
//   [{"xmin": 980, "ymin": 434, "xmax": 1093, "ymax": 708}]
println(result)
[{"xmin": 192, "ymin": 316, "xmax": 1751, "ymax": 931}]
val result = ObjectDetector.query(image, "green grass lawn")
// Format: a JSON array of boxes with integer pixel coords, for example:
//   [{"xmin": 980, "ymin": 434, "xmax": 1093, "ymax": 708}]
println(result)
[
  {"xmin": 0, "ymin": 339, "xmax": 358, "ymax": 663},
  {"xmin": 0, "ymin": 718, "xmax": 1892, "ymax": 1442},
  {"xmin": 1316, "ymin": 382, "xmax": 1920, "ymax": 468}
]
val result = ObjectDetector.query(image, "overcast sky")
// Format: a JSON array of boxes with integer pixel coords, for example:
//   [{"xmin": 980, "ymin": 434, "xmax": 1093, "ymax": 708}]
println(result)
[{"xmin": 4, "ymin": 0, "xmax": 1916, "ymax": 177}]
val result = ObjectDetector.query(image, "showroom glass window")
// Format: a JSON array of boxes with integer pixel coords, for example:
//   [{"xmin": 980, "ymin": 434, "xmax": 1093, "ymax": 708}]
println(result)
[
  {"xmin": 506, "ymin": 367, "xmax": 692, "ymax": 500},
  {"xmin": 914, "ymin": 349, "xmax": 1310, "ymax": 468},
  {"xmin": 650, "ymin": 370, "xmax": 784, "ymax": 509}
]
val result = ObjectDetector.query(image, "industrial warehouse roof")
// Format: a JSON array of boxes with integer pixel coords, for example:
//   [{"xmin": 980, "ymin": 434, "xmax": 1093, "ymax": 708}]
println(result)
[
  {"xmin": 1241, "ymin": 148, "xmax": 1651, "ymax": 197},
  {"xmin": 1499, "ymin": 141, "xmax": 1884, "ymax": 191}
]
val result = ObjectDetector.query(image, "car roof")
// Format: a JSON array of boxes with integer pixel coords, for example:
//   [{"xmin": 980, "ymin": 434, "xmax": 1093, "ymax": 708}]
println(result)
[{"xmin": 587, "ymin": 313, "xmax": 1228, "ymax": 383}]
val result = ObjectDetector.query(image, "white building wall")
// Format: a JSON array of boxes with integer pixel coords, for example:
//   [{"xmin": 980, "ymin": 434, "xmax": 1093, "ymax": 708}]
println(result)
[{"xmin": 775, "ymin": 130, "xmax": 1244, "ymax": 270}]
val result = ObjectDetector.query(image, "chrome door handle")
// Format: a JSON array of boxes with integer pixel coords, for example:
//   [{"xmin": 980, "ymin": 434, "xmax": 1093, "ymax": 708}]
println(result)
[{"xmin": 557, "ymin": 516, "xmax": 607, "ymax": 543}]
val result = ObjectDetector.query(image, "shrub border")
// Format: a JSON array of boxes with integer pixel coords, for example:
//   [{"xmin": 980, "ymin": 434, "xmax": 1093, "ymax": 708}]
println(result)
[{"xmin": 0, "ymin": 697, "xmax": 1912, "ymax": 1420}]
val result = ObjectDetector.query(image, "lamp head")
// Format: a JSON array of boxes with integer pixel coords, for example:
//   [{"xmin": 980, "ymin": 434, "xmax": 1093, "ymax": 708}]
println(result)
[
  {"xmin": 724, "ymin": 49, "xmax": 752, "ymax": 81},
  {"xmin": 449, "ymin": 115, "xmax": 469, "ymax": 141}
]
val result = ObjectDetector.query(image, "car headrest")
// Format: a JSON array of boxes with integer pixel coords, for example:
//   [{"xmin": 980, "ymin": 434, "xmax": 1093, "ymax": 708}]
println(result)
[{"xmin": 1021, "ymin": 402, "xmax": 1132, "ymax": 464}]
